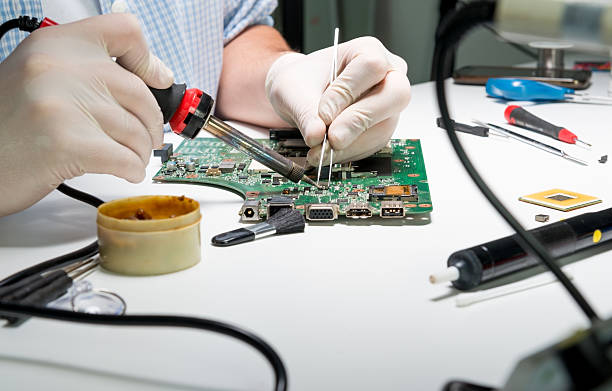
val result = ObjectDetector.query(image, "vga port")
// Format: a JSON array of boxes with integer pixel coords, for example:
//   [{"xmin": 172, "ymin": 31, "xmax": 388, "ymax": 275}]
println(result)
[
  {"xmin": 346, "ymin": 202, "xmax": 372, "ymax": 218},
  {"xmin": 306, "ymin": 204, "xmax": 338, "ymax": 221},
  {"xmin": 380, "ymin": 201, "xmax": 405, "ymax": 218}
]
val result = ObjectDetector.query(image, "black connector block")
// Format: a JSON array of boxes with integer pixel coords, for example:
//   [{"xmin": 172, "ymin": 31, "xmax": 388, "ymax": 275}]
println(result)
[{"xmin": 154, "ymin": 143, "xmax": 173, "ymax": 163}]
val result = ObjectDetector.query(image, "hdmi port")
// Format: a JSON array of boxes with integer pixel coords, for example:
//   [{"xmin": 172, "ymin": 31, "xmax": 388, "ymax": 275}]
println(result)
[{"xmin": 346, "ymin": 202, "xmax": 372, "ymax": 219}]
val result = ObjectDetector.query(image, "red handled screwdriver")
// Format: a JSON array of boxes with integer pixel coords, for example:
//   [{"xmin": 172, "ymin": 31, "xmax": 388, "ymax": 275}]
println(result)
[{"xmin": 504, "ymin": 105, "xmax": 592, "ymax": 149}]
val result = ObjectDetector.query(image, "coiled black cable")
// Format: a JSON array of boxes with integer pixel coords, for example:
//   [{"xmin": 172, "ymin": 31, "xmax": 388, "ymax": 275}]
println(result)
[
  {"xmin": 0, "ymin": 302, "xmax": 288, "ymax": 391},
  {"xmin": 432, "ymin": 0, "xmax": 600, "ymax": 323},
  {"xmin": 0, "ymin": 182, "xmax": 288, "ymax": 390}
]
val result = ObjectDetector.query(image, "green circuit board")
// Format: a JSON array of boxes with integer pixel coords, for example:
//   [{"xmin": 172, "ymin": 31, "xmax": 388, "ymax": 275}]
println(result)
[{"xmin": 153, "ymin": 130, "xmax": 432, "ymax": 222}]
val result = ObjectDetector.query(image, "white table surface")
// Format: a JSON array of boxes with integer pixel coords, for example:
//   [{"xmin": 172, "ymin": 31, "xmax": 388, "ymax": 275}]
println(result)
[{"xmin": 1, "ymin": 72, "xmax": 611, "ymax": 391}]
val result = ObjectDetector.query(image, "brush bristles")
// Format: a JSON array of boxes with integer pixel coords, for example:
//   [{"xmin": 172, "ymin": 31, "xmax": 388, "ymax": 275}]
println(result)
[{"xmin": 268, "ymin": 208, "xmax": 305, "ymax": 235}]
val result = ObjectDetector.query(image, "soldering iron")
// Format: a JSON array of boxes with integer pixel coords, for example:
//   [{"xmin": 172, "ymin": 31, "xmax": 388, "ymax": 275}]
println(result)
[
  {"xmin": 149, "ymin": 84, "xmax": 319, "ymax": 188},
  {"xmin": 5, "ymin": 16, "xmax": 319, "ymax": 189}
]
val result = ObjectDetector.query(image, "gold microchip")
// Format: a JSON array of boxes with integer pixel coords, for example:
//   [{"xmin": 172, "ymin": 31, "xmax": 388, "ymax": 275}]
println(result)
[{"xmin": 519, "ymin": 189, "xmax": 601, "ymax": 212}]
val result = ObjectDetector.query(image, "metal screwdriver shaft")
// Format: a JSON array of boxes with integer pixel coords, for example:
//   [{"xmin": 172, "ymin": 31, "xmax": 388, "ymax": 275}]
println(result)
[{"xmin": 474, "ymin": 120, "xmax": 588, "ymax": 166}]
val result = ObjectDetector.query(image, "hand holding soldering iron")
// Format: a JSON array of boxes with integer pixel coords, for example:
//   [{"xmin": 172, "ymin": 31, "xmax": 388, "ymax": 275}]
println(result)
[{"xmin": 0, "ymin": 13, "xmax": 174, "ymax": 216}]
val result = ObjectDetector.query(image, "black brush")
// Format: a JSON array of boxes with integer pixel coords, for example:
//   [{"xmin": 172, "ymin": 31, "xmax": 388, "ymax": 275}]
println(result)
[{"xmin": 212, "ymin": 208, "xmax": 305, "ymax": 247}]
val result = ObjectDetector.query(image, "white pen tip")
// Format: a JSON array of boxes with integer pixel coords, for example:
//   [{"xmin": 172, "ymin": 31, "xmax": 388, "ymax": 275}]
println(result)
[{"xmin": 429, "ymin": 266, "xmax": 460, "ymax": 285}]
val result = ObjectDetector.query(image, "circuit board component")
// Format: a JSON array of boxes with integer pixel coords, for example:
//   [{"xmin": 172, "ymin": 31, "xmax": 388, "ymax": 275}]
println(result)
[{"xmin": 153, "ymin": 130, "xmax": 432, "ymax": 223}]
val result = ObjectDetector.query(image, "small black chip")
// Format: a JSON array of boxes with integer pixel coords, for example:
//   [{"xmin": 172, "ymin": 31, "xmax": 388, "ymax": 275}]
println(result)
[
  {"xmin": 262, "ymin": 179, "xmax": 271, "ymax": 184},
  {"xmin": 348, "ymin": 192, "xmax": 358, "ymax": 196},
  {"xmin": 261, "ymin": 174, "xmax": 272, "ymax": 178},
  {"xmin": 200, "ymin": 165, "xmax": 209, "ymax": 169},
  {"xmin": 238, "ymin": 163, "xmax": 246, "ymax": 170},
  {"xmin": 239, "ymin": 175, "xmax": 248, "ymax": 180},
  {"xmin": 304, "ymin": 187, "xmax": 311, "ymax": 191},
  {"xmin": 211, "ymin": 165, "xmax": 219, "ymax": 168},
  {"xmin": 338, "ymin": 198, "xmax": 349, "ymax": 203}
]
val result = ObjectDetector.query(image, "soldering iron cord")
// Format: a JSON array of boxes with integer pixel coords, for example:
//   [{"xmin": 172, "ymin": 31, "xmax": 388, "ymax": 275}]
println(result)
[
  {"xmin": 0, "ymin": 302, "xmax": 287, "ymax": 391},
  {"xmin": 0, "ymin": 182, "xmax": 289, "ymax": 391},
  {"xmin": 433, "ymin": 0, "xmax": 600, "ymax": 323},
  {"xmin": 0, "ymin": 180, "xmax": 288, "ymax": 391},
  {"xmin": 0, "ymin": 184, "xmax": 101, "ymax": 287}
]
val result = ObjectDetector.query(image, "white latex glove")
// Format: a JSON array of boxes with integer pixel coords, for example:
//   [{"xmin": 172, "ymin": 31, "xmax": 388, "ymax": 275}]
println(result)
[
  {"xmin": 265, "ymin": 36, "xmax": 411, "ymax": 166},
  {"xmin": 0, "ymin": 14, "xmax": 174, "ymax": 216}
]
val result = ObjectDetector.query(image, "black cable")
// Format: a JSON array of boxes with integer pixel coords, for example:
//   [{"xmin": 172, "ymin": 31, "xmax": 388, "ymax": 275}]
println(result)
[
  {"xmin": 0, "ymin": 18, "xmax": 19, "ymax": 40},
  {"xmin": 56, "ymin": 183, "xmax": 104, "ymax": 208},
  {"xmin": 0, "ymin": 16, "xmax": 41, "ymax": 40},
  {"xmin": 0, "ymin": 240, "xmax": 98, "ymax": 287},
  {"xmin": 0, "ymin": 184, "xmax": 102, "ymax": 287},
  {"xmin": 0, "ymin": 303, "xmax": 288, "ymax": 391},
  {"xmin": 0, "ymin": 184, "xmax": 289, "ymax": 391},
  {"xmin": 432, "ymin": 1, "xmax": 600, "ymax": 323},
  {"xmin": 0, "ymin": 182, "xmax": 289, "ymax": 390}
]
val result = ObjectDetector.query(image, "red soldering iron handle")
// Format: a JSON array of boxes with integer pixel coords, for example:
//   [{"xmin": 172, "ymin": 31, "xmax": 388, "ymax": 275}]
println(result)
[
  {"xmin": 36, "ymin": 18, "xmax": 210, "ymax": 140},
  {"xmin": 504, "ymin": 105, "xmax": 577, "ymax": 144},
  {"xmin": 149, "ymin": 84, "xmax": 187, "ymax": 124},
  {"xmin": 149, "ymin": 84, "xmax": 214, "ymax": 139}
]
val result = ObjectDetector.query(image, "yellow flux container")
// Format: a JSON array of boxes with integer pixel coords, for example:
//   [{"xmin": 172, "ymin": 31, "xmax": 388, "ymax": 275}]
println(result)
[{"xmin": 97, "ymin": 195, "xmax": 201, "ymax": 276}]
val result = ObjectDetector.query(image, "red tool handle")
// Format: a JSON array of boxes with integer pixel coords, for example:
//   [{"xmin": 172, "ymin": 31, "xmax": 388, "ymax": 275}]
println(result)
[
  {"xmin": 36, "ymin": 17, "xmax": 209, "ymax": 139},
  {"xmin": 504, "ymin": 105, "xmax": 577, "ymax": 144}
]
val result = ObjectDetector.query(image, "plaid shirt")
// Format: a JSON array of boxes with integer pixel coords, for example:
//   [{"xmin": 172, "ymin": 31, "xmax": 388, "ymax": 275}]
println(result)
[{"xmin": 0, "ymin": 0, "xmax": 276, "ymax": 99}]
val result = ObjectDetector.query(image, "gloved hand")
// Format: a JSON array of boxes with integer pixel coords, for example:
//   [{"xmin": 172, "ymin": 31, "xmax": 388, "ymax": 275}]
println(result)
[
  {"xmin": 265, "ymin": 36, "xmax": 411, "ymax": 166},
  {"xmin": 0, "ymin": 14, "xmax": 174, "ymax": 216}
]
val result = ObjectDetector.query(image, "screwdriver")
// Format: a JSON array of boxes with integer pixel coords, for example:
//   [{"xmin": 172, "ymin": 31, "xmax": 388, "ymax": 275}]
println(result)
[
  {"xmin": 0, "ymin": 258, "xmax": 99, "ymax": 326},
  {"xmin": 33, "ymin": 18, "xmax": 320, "ymax": 189},
  {"xmin": 472, "ymin": 120, "xmax": 588, "ymax": 166},
  {"xmin": 486, "ymin": 78, "xmax": 612, "ymax": 105},
  {"xmin": 504, "ymin": 105, "xmax": 591, "ymax": 148}
]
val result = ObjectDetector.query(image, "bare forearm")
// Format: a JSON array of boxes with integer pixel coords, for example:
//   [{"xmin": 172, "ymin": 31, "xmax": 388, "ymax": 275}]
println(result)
[{"xmin": 216, "ymin": 25, "xmax": 291, "ymax": 127}]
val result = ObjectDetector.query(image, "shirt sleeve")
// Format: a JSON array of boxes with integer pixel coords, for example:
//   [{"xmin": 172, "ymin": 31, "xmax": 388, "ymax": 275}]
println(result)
[{"xmin": 223, "ymin": 0, "xmax": 277, "ymax": 45}]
